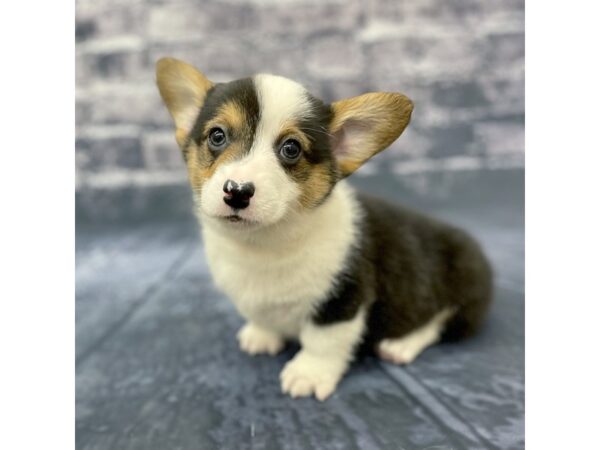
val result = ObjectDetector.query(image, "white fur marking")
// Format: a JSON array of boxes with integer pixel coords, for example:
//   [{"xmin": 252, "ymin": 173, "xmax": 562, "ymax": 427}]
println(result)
[
  {"xmin": 253, "ymin": 74, "xmax": 312, "ymax": 142},
  {"xmin": 377, "ymin": 308, "xmax": 455, "ymax": 365},
  {"xmin": 237, "ymin": 322, "xmax": 285, "ymax": 356},
  {"xmin": 280, "ymin": 309, "xmax": 366, "ymax": 401},
  {"xmin": 202, "ymin": 182, "xmax": 360, "ymax": 338}
]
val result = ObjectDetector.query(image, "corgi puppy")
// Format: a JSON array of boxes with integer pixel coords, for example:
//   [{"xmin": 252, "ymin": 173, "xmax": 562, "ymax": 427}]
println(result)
[{"xmin": 156, "ymin": 58, "xmax": 492, "ymax": 401}]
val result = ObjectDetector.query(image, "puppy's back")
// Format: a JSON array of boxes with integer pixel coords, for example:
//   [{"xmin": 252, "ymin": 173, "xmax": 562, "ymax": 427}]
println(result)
[{"xmin": 356, "ymin": 193, "xmax": 493, "ymax": 345}]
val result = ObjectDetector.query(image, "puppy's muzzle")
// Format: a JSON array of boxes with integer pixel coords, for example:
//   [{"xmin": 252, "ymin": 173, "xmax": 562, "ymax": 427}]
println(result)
[{"xmin": 223, "ymin": 179, "xmax": 255, "ymax": 210}]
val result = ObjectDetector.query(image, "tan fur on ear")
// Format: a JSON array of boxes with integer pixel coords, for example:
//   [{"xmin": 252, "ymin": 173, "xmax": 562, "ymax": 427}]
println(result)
[
  {"xmin": 156, "ymin": 58, "xmax": 214, "ymax": 146},
  {"xmin": 330, "ymin": 92, "xmax": 413, "ymax": 176}
]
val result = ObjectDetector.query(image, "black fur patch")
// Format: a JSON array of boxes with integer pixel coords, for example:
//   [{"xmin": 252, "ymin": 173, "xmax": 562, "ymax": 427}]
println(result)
[
  {"xmin": 298, "ymin": 93, "xmax": 334, "ymax": 165},
  {"xmin": 301, "ymin": 94, "xmax": 339, "ymax": 204},
  {"xmin": 312, "ymin": 245, "xmax": 376, "ymax": 326},
  {"xmin": 311, "ymin": 194, "xmax": 493, "ymax": 353},
  {"xmin": 187, "ymin": 78, "xmax": 260, "ymax": 156}
]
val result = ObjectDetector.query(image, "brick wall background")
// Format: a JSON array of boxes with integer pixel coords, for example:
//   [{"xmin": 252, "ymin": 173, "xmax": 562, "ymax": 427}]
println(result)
[{"xmin": 76, "ymin": 0, "xmax": 524, "ymax": 191}]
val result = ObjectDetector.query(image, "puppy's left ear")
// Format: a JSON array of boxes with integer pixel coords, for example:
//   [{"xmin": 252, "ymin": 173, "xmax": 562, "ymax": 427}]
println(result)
[
  {"xmin": 330, "ymin": 92, "xmax": 413, "ymax": 177},
  {"xmin": 156, "ymin": 57, "xmax": 214, "ymax": 146}
]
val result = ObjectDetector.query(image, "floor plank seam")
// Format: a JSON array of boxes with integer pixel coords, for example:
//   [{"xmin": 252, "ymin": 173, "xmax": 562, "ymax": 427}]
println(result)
[
  {"xmin": 405, "ymin": 365, "xmax": 501, "ymax": 450},
  {"xmin": 75, "ymin": 239, "xmax": 197, "ymax": 368},
  {"xmin": 332, "ymin": 398, "xmax": 385, "ymax": 450},
  {"xmin": 377, "ymin": 362, "xmax": 498, "ymax": 450}
]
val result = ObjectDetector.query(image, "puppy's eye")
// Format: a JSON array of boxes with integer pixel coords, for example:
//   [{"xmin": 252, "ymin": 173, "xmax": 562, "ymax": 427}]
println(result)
[
  {"xmin": 279, "ymin": 139, "xmax": 302, "ymax": 164},
  {"xmin": 208, "ymin": 127, "xmax": 227, "ymax": 151}
]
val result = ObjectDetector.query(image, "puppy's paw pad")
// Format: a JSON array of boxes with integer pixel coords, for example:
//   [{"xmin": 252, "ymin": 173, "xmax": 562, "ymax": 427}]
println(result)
[
  {"xmin": 237, "ymin": 324, "xmax": 284, "ymax": 356},
  {"xmin": 280, "ymin": 354, "xmax": 340, "ymax": 401}
]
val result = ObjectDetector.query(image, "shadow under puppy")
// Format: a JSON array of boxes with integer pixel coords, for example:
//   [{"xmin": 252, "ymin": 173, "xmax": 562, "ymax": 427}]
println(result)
[{"xmin": 156, "ymin": 58, "xmax": 493, "ymax": 401}]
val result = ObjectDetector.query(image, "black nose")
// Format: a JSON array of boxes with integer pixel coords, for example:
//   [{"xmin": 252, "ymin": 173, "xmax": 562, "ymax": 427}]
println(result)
[{"xmin": 223, "ymin": 180, "xmax": 255, "ymax": 210}]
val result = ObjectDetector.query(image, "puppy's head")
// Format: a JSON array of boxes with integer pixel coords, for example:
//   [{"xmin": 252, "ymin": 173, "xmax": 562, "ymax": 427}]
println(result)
[{"xmin": 156, "ymin": 58, "xmax": 413, "ymax": 228}]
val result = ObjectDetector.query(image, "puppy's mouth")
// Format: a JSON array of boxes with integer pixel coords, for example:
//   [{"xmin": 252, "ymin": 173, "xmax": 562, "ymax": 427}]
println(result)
[
  {"xmin": 221, "ymin": 214, "xmax": 258, "ymax": 226},
  {"xmin": 224, "ymin": 214, "xmax": 244, "ymax": 223}
]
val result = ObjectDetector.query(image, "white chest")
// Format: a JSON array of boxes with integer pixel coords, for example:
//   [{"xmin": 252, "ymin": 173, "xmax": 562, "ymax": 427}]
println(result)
[{"xmin": 200, "ymin": 183, "xmax": 360, "ymax": 337}]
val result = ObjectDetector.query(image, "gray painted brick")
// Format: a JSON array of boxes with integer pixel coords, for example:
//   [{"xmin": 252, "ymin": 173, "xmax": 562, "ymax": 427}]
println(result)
[
  {"xmin": 426, "ymin": 123, "xmax": 475, "ymax": 159},
  {"xmin": 146, "ymin": 3, "xmax": 230, "ymax": 41},
  {"xmin": 367, "ymin": 35, "xmax": 481, "ymax": 83},
  {"xmin": 77, "ymin": 132, "xmax": 144, "ymax": 171},
  {"xmin": 252, "ymin": 39, "xmax": 311, "ymax": 82},
  {"xmin": 77, "ymin": 84, "xmax": 166, "ymax": 127},
  {"xmin": 76, "ymin": 3, "xmax": 148, "ymax": 42},
  {"xmin": 482, "ymin": 32, "xmax": 525, "ymax": 75},
  {"xmin": 251, "ymin": 0, "xmax": 361, "ymax": 36},
  {"xmin": 76, "ymin": 100, "xmax": 93, "ymax": 128},
  {"xmin": 141, "ymin": 131, "xmax": 186, "ymax": 170},
  {"xmin": 317, "ymin": 79, "xmax": 370, "ymax": 103},
  {"xmin": 480, "ymin": 75, "xmax": 524, "ymax": 117},
  {"xmin": 364, "ymin": 0, "xmax": 403, "ymax": 22},
  {"xmin": 305, "ymin": 33, "xmax": 365, "ymax": 80},
  {"xmin": 473, "ymin": 122, "xmax": 524, "ymax": 156},
  {"xmin": 431, "ymin": 80, "xmax": 489, "ymax": 109},
  {"xmin": 77, "ymin": 37, "xmax": 149, "ymax": 85},
  {"xmin": 148, "ymin": 38, "xmax": 257, "ymax": 80}
]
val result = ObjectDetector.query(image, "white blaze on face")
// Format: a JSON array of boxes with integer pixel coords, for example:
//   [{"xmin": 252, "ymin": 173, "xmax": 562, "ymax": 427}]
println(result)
[{"xmin": 199, "ymin": 74, "xmax": 313, "ymax": 226}]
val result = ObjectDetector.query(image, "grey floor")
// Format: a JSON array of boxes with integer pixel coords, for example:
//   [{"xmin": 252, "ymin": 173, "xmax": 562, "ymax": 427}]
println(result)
[{"xmin": 76, "ymin": 168, "xmax": 524, "ymax": 450}]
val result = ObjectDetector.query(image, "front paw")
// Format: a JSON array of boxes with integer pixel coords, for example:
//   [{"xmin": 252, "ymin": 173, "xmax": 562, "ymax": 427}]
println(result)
[
  {"xmin": 237, "ymin": 323, "xmax": 284, "ymax": 356},
  {"xmin": 280, "ymin": 352, "xmax": 344, "ymax": 401}
]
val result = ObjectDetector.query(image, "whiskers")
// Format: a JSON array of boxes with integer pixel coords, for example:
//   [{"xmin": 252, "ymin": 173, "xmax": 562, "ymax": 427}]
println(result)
[{"xmin": 299, "ymin": 126, "xmax": 334, "ymax": 141}]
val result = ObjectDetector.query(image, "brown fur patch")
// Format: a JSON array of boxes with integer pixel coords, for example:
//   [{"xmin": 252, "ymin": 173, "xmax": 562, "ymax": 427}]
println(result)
[
  {"xmin": 185, "ymin": 101, "xmax": 255, "ymax": 193},
  {"xmin": 186, "ymin": 140, "xmax": 246, "ymax": 194},
  {"xmin": 204, "ymin": 101, "xmax": 246, "ymax": 135},
  {"xmin": 297, "ymin": 162, "xmax": 337, "ymax": 208},
  {"xmin": 275, "ymin": 120, "xmax": 338, "ymax": 208}
]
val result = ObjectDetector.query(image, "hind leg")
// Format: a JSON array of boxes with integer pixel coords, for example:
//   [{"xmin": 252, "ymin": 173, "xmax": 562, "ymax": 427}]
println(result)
[{"xmin": 376, "ymin": 308, "xmax": 455, "ymax": 365}]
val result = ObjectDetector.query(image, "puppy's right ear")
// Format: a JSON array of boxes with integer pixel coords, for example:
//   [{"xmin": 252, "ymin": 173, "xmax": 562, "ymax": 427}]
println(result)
[{"xmin": 156, "ymin": 57, "xmax": 214, "ymax": 146}]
